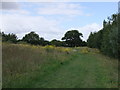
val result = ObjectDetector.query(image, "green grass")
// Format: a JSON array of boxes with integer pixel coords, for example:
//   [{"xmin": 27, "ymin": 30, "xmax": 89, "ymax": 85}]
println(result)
[
  {"xmin": 32, "ymin": 53, "xmax": 118, "ymax": 88},
  {"xmin": 2, "ymin": 43, "xmax": 118, "ymax": 88}
]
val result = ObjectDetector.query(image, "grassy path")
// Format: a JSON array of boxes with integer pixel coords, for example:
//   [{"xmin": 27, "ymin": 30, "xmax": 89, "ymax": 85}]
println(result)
[
  {"xmin": 32, "ymin": 53, "xmax": 118, "ymax": 88},
  {"xmin": 2, "ymin": 44, "xmax": 118, "ymax": 88}
]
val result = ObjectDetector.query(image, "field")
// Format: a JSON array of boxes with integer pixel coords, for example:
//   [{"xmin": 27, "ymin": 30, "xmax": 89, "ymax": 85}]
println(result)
[{"xmin": 2, "ymin": 43, "xmax": 118, "ymax": 88}]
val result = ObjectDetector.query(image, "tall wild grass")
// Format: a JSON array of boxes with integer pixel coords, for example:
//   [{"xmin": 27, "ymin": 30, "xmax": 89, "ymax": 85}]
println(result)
[{"xmin": 2, "ymin": 43, "xmax": 74, "ymax": 87}]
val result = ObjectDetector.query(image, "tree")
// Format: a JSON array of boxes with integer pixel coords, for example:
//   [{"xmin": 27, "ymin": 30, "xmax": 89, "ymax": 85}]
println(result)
[
  {"xmin": 50, "ymin": 39, "xmax": 63, "ymax": 46},
  {"xmin": 118, "ymin": 14, "xmax": 120, "ymax": 59},
  {"xmin": 39, "ymin": 37, "xmax": 45, "ymax": 46},
  {"xmin": 1, "ymin": 32, "xmax": 17, "ymax": 43},
  {"xmin": 0, "ymin": 32, "xmax": 2, "ymax": 42},
  {"xmin": 87, "ymin": 30, "xmax": 103, "ymax": 49},
  {"xmin": 81, "ymin": 41, "xmax": 87, "ymax": 46},
  {"xmin": 87, "ymin": 13, "xmax": 118, "ymax": 58},
  {"xmin": 43, "ymin": 40, "xmax": 50, "ymax": 46},
  {"xmin": 87, "ymin": 32, "xmax": 94, "ymax": 48},
  {"xmin": 103, "ymin": 20, "xmax": 107, "ymax": 28},
  {"xmin": 22, "ymin": 31, "xmax": 40, "ymax": 45},
  {"xmin": 62, "ymin": 30, "xmax": 83, "ymax": 47}
]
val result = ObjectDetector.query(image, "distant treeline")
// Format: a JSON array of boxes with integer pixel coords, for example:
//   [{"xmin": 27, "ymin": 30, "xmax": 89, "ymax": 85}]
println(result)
[
  {"xmin": 0, "ymin": 30, "xmax": 87, "ymax": 47},
  {"xmin": 0, "ymin": 13, "xmax": 119, "ymax": 58},
  {"xmin": 87, "ymin": 13, "xmax": 119, "ymax": 58}
]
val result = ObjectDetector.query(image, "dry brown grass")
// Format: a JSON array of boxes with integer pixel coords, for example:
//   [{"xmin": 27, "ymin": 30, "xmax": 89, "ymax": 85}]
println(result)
[{"xmin": 2, "ymin": 43, "xmax": 72, "ymax": 77}]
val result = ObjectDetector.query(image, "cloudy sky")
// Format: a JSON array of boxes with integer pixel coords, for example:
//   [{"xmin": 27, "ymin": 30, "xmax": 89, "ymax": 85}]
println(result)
[{"xmin": 0, "ymin": 1, "xmax": 118, "ymax": 41}]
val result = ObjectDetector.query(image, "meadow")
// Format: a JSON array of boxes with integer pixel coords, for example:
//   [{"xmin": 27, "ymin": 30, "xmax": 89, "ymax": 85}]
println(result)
[{"xmin": 2, "ymin": 43, "xmax": 118, "ymax": 88}]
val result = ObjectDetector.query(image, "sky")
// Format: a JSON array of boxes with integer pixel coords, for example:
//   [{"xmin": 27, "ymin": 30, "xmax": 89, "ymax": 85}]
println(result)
[{"xmin": 0, "ymin": 1, "xmax": 118, "ymax": 41}]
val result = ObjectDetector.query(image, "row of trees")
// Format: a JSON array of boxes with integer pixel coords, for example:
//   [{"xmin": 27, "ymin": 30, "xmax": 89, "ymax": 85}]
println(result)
[
  {"xmin": 87, "ymin": 14, "xmax": 119, "ymax": 58},
  {"xmin": 1, "ymin": 13, "xmax": 119, "ymax": 58},
  {"xmin": 0, "ymin": 30, "xmax": 87, "ymax": 47}
]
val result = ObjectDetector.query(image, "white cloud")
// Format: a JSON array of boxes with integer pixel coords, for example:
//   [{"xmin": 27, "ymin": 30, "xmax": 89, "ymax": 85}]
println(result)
[
  {"xmin": 2, "ymin": 9, "xmax": 30, "ymax": 15},
  {"xmin": 37, "ymin": 3, "xmax": 84, "ymax": 16},
  {"xmin": 1, "ymin": 0, "xmax": 119, "ymax": 2},
  {"xmin": 1, "ymin": 2, "xmax": 91, "ymax": 16},
  {"xmin": 0, "ymin": 14, "xmax": 63, "ymax": 40},
  {"xmin": 67, "ymin": 23, "xmax": 102, "ymax": 41},
  {"xmin": 0, "ymin": 0, "xmax": 72, "ymax": 2},
  {"xmin": 0, "ymin": 2, "xmax": 102, "ymax": 41},
  {"xmin": 0, "ymin": 13, "xmax": 103, "ymax": 41}
]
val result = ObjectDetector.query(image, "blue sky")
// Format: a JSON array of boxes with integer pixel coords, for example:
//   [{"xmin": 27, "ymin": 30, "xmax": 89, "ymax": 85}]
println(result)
[{"xmin": 0, "ymin": 2, "xmax": 118, "ymax": 41}]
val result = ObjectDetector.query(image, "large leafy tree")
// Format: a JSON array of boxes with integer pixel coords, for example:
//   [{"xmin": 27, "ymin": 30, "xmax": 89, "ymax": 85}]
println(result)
[
  {"xmin": 22, "ymin": 31, "xmax": 40, "ymax": 45},
  {"xmin": 62, "ymin": 30, "xmax": 83, "ymax": 47}
]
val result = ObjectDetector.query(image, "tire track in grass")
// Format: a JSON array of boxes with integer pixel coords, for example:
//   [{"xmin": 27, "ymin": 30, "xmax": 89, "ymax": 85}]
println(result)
[
  {"xmin": 34, "ymin": 54, "xmax": 110, "ymax": 88},
  {"xmin": 32, "ymin": 53, "xmax": 118, "ymax": 88}
]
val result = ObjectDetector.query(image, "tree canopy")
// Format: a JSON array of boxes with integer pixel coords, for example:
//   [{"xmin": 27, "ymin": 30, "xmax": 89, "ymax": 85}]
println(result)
[
  {"xmin": 87, "ymin": 13, "xmax": 119, "ymax": 58},
  {"xmin": 22, "ymin": 31, "xmax": 40, "ymax": 45},
  {"xmin": 62, "ymin": 30, "xmax": 83, "ymax": 47},
  {"xmin": 1, "ymin": 30, "xmax": 86, "ymax": 47},
  {"xmin": 1, "ymin": 32, "xmax": 17, "ymax": 43},
  {"xmin": 50, "ymin": 39, "xmax": 64, "ymax": 47}
]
